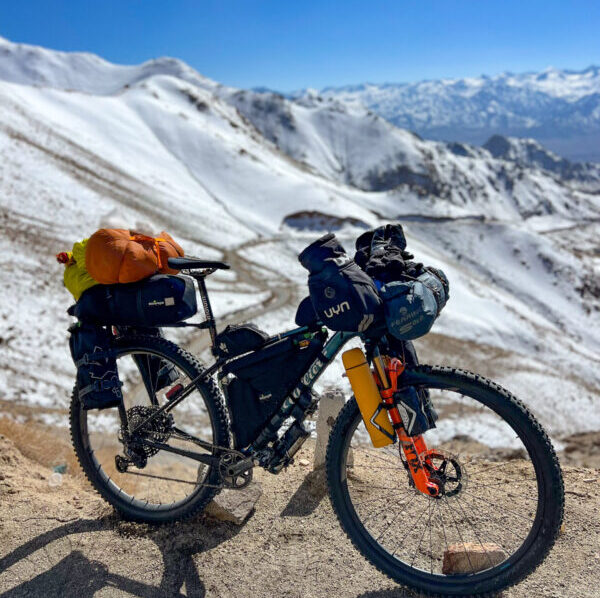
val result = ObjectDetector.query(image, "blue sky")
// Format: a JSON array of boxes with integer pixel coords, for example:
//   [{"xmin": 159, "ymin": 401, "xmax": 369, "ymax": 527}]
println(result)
[{"xmin": 2, "ymin": 1, "xmax": 599, "ymax": 90}]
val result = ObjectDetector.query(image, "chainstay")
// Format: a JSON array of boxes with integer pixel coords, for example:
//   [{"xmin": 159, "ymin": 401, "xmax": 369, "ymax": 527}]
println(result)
[{"xmin": 122, "ymin": 469, "xmax": 224, "ymax": 489}]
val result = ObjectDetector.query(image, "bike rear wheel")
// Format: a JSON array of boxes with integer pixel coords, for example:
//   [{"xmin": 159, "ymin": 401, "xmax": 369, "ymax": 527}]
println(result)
[
  {"xmin": 70, "ymin": 334, "xmax": 230, "ymax": 523},
  {"xmin": 326, "ymin": 365, "xmax": 563, "ymax": 597}
]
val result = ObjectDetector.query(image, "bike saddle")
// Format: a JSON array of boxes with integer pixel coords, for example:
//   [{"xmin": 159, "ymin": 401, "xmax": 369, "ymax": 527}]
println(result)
[{"xmin": 168, "ymin": 257, "xmax": 230, "ymax": 270}]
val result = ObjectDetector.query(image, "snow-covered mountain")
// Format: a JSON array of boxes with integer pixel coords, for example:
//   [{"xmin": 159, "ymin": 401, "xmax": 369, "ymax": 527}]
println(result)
[
  {"xmin": 308, "ymin": 67, "xmax": 600, "ymax": 162},
  {"xmin": 0, "ymin": 38, "xmax": 598, "ymax": 442}
]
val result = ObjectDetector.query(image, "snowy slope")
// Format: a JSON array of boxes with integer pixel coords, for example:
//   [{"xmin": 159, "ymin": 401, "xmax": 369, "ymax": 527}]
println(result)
[
  {"xmin": 308, "ymin": 66, "xmax": 600, "ymax": 162},
  {"xmin": 483, "ymin": 135, "xmax": 600, "ymax": 185},
  {"xmin": 0, "ymin": 36, "xmax": 217, "ymax": 95},
  {"xmin": 0, "ymin": 38, "xmax": 598, "ymax": 441},
  {"xmin": 228, "ymin": 88, "xmax": 600, "ymax": 221}
]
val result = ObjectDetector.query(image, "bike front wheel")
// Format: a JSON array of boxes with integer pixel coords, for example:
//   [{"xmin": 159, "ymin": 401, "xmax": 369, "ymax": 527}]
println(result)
[{"xmin": 326, "ymin": 365, "xmax": 563, "ymax": 597}]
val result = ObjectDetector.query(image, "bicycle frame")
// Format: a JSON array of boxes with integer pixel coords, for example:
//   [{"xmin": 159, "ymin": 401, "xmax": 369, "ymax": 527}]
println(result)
[
  {"xmin": 126, "ymin": 269, "xmax": 361, "ymax": 466},
  {"xmin": 125, "ymin": 268, "xmax": 441, "ymax": 489}
]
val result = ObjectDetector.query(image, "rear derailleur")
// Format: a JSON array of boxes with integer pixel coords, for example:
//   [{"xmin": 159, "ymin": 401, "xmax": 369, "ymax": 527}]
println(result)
[{"xmin": 116, "ymin": 405, "xmax": 175, "ymax": 472}]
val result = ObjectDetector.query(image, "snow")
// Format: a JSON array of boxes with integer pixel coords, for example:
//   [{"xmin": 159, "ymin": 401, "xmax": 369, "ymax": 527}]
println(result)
[
  {"xmin": 310, "ymin": 66, "xmax": 600, "ymax": 162},
  {"xmin": 0, "ymin": 37, "xmax": 598, "ymax": 446}
]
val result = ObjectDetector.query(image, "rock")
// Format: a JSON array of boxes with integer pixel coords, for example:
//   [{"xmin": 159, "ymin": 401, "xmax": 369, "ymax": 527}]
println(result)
[
  {"xmin": 206, "ymin": 482, "xmax": 262, "ymax": 525},
  {"xmin": 442, "ymin": 542, "xmax": 506, "ymax": 574},
  {"xmin": 298, "ymin": 458, "xmax": 310, "ymax": 467},
  {"xmin": 314, "ymin": 390, "xmax": 351, "ymax": 469}
]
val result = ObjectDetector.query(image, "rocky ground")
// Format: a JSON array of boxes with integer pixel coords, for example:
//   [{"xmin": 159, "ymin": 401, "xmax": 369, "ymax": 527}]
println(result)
[{"xmin": 0, "ymin": 426, "xmax": 599, "ymax": 598}]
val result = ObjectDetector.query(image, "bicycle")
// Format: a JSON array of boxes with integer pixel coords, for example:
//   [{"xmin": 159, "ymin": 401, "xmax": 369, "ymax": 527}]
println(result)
[{"xmin": 69, "ymin": 256, "xmax": 564, "ymax": 597}]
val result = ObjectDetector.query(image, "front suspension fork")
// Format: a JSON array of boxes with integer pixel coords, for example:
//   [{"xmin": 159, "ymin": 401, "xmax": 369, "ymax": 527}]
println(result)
[{"xmin": 375, "ymin": 356, "xmax": 440, "ymax": 498}]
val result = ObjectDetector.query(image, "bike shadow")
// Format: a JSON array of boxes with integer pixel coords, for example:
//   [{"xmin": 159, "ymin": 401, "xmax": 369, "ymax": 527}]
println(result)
[
  {"xmin": 358, "ymin": 591, "xmax": 417, "ymax": 598},
  {"xmin": 0, "ymin": 512, "xmax": 242, "ymax": 597},
  {"xmin": 280, "ymin": 466, "xmax": 328, "ymax": 517},
  {"xmin": 358, "ymin": 588, "xmax": 504, "ymax": 598}
]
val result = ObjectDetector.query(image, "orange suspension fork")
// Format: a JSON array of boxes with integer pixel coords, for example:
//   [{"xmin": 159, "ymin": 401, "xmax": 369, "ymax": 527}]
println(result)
[{"xmin": 375, "ymin": 357, "xmax": 439, "ymax": 498}]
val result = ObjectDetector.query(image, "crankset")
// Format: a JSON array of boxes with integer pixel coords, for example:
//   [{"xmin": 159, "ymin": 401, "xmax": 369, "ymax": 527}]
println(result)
[{"xmin": 219, "ymin": 452, "xmax": 254, "ymax": 489}]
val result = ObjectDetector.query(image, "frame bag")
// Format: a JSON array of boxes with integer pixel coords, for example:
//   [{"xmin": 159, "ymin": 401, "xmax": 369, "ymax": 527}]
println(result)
[
  {"xmin": 299, "ymin": 234, "xmax": 382, "ymax": 333},
  {"xmin": 381, "ymin": 267, "xmax": 449, "ymax": 341},
  {"xmin": 221, "ymin": 332, "xmax": 325, "ymax": 448},
  {"xmin": 213, "ymin": 323, "xmax": 269, "ymax": 359},
  {"xmin": 72, "ymin": 274, "xmax": 197, "ymax": 326},
  {"xmin": 69, "ymin": 322, "xmax": 123, "ymax": 410}
]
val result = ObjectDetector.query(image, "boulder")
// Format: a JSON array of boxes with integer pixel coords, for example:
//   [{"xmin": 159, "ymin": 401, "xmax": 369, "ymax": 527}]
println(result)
[{"xmin": 206, "ymin": 482, "xmax": 262, "ymax": 525}]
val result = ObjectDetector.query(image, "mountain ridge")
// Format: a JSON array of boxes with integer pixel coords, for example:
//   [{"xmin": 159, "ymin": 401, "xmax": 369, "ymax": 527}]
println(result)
[{"xmin": 300, "ymin": 66, "xmax": 600, "ymax": 162}]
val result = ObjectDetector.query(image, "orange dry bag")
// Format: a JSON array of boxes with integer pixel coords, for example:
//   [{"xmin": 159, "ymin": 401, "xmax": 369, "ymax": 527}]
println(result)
[{"xmin": 85, "ymin": 229, "xmax": 184, "ymax": 284}]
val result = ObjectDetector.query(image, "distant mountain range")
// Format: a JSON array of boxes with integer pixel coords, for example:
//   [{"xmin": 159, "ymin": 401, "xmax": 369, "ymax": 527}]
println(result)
[{"xmin": 295, "ymin": 67, "xmax": 600, "ymax": 162}]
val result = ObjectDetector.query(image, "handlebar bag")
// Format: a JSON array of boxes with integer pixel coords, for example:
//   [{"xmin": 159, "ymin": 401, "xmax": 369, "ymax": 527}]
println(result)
[
  {"xmin": 213, "ymin": 323, "xmax": 270, "ymax": 359},
  {"xmin": 299, "ymin": 233, "xmax": 382, "ymax": 333},
  {"xmin": 221, "ymin": 330, "xmax": 326, "ymax": 448},
  {"xmin": 72, "ymin": 274, "xmax": 197, "ymax": 326},
  {"xmin": 381, "ymin": 268, "xmax": 449, "ymax": 340},
  {"xmin": 68, "ymin": 322, "xmax": 123, "ymax": 410}
]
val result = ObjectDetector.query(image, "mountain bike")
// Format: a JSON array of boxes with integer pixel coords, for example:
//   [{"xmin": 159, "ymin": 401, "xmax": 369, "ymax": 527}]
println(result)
[{"xmin": 69, "ymin": 257, "xmax": 564, "ymax": 597}]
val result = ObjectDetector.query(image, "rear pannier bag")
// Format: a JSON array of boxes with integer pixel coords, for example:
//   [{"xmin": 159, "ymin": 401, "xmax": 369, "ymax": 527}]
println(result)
[
  {"xmin": 299, "ymin": 234, "xmax": 382, "ymax": 333},
  {"xmin": 213, "ymin": 323, "xmax": 269, "ymax": 359},
  {"xmin": 221, "ymin": 331, "xmax": 326, "ymax": 448},
  {"xmin": 72, "ymin": 274, "xmax": 197, "ymax": 326},
  {"xmin": 69, "ymin": 322, "xmax": 123, "ymax": 410},
  {"xmin": 381, "ymin": 268, "xmax": 449, "ymax": 341}
]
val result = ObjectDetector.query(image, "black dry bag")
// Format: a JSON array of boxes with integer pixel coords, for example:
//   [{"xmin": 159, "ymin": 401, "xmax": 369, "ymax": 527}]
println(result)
[
  {"xmin": 73, "ymin": 274, "xmax": 197, "ymax": 327},
  {"xmin": 69, "ymin": 323, "xmax": 123, "ymax": 410},
  {"xmin": 299, "ymin": 233, "xmax": 382, "ymax": 333}
]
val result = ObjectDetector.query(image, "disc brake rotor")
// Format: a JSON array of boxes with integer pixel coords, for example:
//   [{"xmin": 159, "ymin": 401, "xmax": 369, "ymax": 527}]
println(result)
[{"xmin": 420, "ymin": 449, "xmax": 467, "ymax": 498}]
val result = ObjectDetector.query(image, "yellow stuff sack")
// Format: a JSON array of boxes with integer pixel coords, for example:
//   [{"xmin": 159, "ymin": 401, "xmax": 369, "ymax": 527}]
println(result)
[{"xmin": 61, "ymin": 239, "xmax": 99, "ymax": 300}]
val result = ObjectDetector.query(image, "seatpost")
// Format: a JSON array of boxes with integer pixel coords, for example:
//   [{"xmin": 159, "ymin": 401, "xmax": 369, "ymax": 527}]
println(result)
[{"xmin": 192, "ymin": 271, "xmax": 217, "ymax": 347}]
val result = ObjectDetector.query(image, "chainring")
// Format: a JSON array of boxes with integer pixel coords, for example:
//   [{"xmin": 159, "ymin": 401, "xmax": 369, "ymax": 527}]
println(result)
[{"xmin": 219, "ymin": 452, "xmax": 253, "ymax": 489}]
